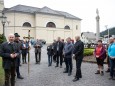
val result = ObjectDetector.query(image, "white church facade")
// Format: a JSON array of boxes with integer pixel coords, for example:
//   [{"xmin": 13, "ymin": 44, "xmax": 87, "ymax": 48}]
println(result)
[{"xmin": 0, "ymin": 0, "xmax": 82, "ymax": 43}]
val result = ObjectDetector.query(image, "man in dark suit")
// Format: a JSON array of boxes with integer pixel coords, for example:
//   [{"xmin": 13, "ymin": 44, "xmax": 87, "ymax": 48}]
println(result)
[
  {"xmin": 0, "ymin": 34, "xmax": 20, "ymax": 86},
  {"xmin": 72, "ymin": 36, "xmax": 84, "ymax": 82},
  {"xmin": 14, "ymin": 33, "xmax": 24, "ymax": 79},
  {"xmin": 54, "ymin": 37, "xmax": 64, "ymax": 68}
]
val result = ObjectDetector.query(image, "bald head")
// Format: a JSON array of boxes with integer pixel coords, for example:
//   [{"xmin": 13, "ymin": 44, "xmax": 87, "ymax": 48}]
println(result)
[
  {"xmin": 57, "ymin": 37, "xmax": 61, "ymax": 42},
  {"xmin": 75, "ymin": 36, "xmax": 80, "ymax": 41},
  {"xmin": 8, "ymin": 34, "xmax": 15, "ymax": 43}
]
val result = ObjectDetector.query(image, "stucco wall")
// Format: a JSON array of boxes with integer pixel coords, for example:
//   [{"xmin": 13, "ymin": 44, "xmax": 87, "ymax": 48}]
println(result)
[{"xmin": 0, "ymin": 12, "xmax": 81, "ymax": 43}]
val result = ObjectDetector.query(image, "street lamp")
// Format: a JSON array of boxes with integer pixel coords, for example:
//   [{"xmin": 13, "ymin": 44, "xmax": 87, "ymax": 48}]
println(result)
[{"xmin": 0, "ymin": 12, "xmax": 7, "ymax": 37}]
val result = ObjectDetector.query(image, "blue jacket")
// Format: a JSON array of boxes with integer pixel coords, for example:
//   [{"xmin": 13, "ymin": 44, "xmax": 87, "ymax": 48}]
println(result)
[
  {"xmin": 63, "ymin": 42, "xmax": 73, "ymax": 58},
  {"xmin": 108, "ymin": 43, "xmax": 115, "ymax": 58},
  {"xmin": 21, "ymin": 43, "xmax": 29, "ymax": 54}
]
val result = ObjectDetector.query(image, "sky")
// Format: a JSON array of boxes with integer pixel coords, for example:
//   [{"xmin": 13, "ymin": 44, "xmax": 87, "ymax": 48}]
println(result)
[{"xmin": 4, "ymin": 0, "xmax": 115, "ymax": 33}]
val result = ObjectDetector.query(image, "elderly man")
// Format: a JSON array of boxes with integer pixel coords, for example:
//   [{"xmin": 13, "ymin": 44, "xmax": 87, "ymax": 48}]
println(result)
[
  {"xmin": 34, "ymin": 39, "xmax": 43, "ymax": 64},
  {"xmin": 72, "ymin": 36, "xmax": 84, "ymax": 82},
  {"xmin": 54, "ymin": 37, "xmax": 64, "ymax": 68},
  {"xmin": 0, "ymin": 34, "xmax": 20, "ymax": 86},
  {"xmin": 63, "ymin": 37, "xmax": 73, "ymax": 76}
]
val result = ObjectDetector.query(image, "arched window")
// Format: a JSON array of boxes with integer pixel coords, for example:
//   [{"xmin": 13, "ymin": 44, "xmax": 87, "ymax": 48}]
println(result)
[
  {"xmin": 46, "ymin": 22, "xmax": 56, "ymax": 28},
  {"xmin": 64, "ymin": 25, "xmax": 70, "ymax": 29},
  {"xmin": 23, "ymin": 22, "xmax": 31, "ymax": 27}
]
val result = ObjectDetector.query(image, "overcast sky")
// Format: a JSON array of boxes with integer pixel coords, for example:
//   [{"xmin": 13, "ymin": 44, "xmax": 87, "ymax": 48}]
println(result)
[{"xmin": 4, "ymin": 0, "xmax": 115, "ymax": 33}]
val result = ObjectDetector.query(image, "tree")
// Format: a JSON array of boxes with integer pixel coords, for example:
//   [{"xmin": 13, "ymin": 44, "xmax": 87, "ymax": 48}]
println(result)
[
  {"xmin": 100, "ymin": 27, "xmax": 115, "ymax": 37},
  {"xmin": 0, "ymin": 34, "xmax": 6, "ymax": 44}
]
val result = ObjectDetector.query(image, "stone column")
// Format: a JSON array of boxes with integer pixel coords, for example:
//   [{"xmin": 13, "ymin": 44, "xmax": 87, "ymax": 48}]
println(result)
[{"xmin": 96, "ymin": 9, "xmax": 100, "ymax": 41}]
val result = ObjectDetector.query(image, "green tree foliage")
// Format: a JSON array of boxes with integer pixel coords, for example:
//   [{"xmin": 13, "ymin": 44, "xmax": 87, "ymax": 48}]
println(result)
[
  {"xmin": 100, "ymin": 27, "xmax": 115, "ymax": 37},
  {"xmin": 0, "ymin": 34, "xmax": 6, "ymax": 44}
]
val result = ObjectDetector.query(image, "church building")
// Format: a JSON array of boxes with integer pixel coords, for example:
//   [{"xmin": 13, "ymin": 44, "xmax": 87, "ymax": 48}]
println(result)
[{"xmin": 0, "ymin": 0, "xmax": 82, "ymax": 43}]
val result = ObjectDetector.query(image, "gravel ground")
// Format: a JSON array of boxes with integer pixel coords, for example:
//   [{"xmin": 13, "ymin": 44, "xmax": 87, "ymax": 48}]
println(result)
[{"xmin": 15, "ymin": 45, "xmax": 115, "ymax": 86}]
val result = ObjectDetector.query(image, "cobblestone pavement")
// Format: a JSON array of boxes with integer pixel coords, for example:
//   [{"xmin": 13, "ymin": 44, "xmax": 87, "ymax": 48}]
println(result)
[{"xmin": 16, "ymin": 45, "xmax": 115, "ymax": 86}]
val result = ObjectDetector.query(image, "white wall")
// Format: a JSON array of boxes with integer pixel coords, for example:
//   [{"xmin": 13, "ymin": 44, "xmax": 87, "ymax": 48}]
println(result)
[{"xmin": 1, "ymin": 12, "xmax": 81, "ymax": 43}]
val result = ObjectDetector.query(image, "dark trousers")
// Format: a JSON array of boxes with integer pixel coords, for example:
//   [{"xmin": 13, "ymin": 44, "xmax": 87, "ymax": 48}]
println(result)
[
  {"xmin": 22, "ymin": 53, "xmax": 27, "ymax": 63},
  {"xmin": 75, "ymin": 58, "xmax": 83, "ymax": 79},
  {"xmin": 16, "ymin": 58, "xmax": 20, "ymax": 77},
  {"xmin": 35, "ymin": 52, "xmax": 41, "ymax": 63},
  {"xmin": 4, "ymin": 67, "xmax": 15, "ymax": 86},
  {"xmin": 53, "ymin": 54, "xmax": 56, "ymax": 62},
  {"xmin": 56, "ymin": 52, "xmax": 63, "ymax": 66},
  {"xmin": 48, "ymin": 55, "xmax": 52, "ymax": 66},
  {"xmin": 109, "ymin": 59, "xmax": 115, "ymax": 78},
  {"xmin": 107, "ymin": 57, "xmax": 110, "ymax": 68},
  {"xmin": 65, "ymin": 58, "xmax": 72, "ymax": 73}
]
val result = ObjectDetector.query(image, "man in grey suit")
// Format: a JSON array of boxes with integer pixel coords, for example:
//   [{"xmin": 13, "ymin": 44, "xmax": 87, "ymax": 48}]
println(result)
[
  {"xmin": 34, "ymin": 39, "xmax": 42, "ymax": 64},
  {"xmin": 0, "ymin": 34, "xmax": 20, "ymax": 86},
  {"xmin": 63, "ymin": 37, "xmax": 73, "ymax": 76}
]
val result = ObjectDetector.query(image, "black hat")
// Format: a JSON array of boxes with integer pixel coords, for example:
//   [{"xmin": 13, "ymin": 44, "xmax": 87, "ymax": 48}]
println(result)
[{"xmin": 14, "ymin": 33, "xmax": 20, "ymax": 37}]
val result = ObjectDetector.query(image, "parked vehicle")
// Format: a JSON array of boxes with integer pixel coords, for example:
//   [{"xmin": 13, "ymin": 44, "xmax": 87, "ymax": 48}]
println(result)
[{"xmin": 39, "ymin": 39, "xmax": 46, "ymax": 44}]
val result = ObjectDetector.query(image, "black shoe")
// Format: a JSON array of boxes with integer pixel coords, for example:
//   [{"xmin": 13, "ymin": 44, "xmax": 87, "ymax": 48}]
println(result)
[
  {"xmin": 60, "ymin": 66, "xmax": 62, "ymax": 68},
  {"xmin": 105, "ymin": 69, "xmax": 110, "ymax": 73},
  {"xmin": 74, "ymin": 75, "xmax": 82, "ymax": 78},
  {"xmin": 48, "ymin": 64, "xmax": 51, "ymax": 67},
  {"xmin": 68, "ymin": 73, "xmax": 72, "ymax": 76},
  {"xmin": 55, "ymin": 66, "xmax": 58, "ymax": 67},
  {"xmin": 100, "ymin": 71, "xmax": 104, "ymax": 76},
  {"xmin": 63, "ymin": 71, "xmax": 68, "ymax": 73},
  {"xmin": 79, "ymin": 76, "xmax": 82, "ymax": 78},
  {"xmin": 109, "ymin": 77, "xmax": 113, "ymax": 80},
  {"xmin": 17, "ymin": 76, "xmax": 24, "ymax": 79},
  {"xmin": 38, "ymin": 62, "xmax": 40, "ymax": 64},
  {"xmin": 112, "ymin": 77, "xmax": 115, "ymax": 80},
  {"xmin": 95, "ymin": 70, "xmax": 100, "ymax": 74},
  {"xmin": 72, "ymin": 78, "xmax": 79, "ymax": 82}
]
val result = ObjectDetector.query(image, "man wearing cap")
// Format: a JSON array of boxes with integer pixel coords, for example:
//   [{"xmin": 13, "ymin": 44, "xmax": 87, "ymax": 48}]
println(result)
[
  {"xmin": 0, "ymin": 34, "xmax": 20, "ymax": 86},
  {"xmin": 14, "ymin": 33, "xmax": 24, "ymax": 79}
]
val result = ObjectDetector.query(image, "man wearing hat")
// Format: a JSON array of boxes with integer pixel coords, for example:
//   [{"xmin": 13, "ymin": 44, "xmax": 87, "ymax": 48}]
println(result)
[{"xmin": 14, "ymin": 33, "xmax": 24, "ymax": 79}]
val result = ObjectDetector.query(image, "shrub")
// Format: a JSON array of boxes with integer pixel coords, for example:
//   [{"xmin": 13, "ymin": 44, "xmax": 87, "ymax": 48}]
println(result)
[
  {"xmin": 0, "ymin": 34, "xmax": 6, "ymax": 44},
  {"xmin": 84, "ymin": 48, "xmax": 94, "ymax": 56}
]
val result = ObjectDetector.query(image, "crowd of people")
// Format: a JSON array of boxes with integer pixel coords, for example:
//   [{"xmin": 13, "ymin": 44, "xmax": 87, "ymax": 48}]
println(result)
[
  {"xmin": 94, "ymin": 37, "xmax": 115, "ymax": 80},
  {"xmin": 0, "ymin": 33, "xmax": 115, "ymax": 86},
  {"xmin": 46, "ymin": 36, "xmax": 115, "ymax": 81}
]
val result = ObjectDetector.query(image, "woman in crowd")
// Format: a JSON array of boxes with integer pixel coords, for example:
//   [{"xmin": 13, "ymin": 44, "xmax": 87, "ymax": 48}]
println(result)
[
  {"xmin": 21, "ymin": 40, "xmax": 29, "ymax": 64},
  {"xmin": 94, "ymin": 40, "xmax": 106, "ymax": 76},
  {"xmin": 108, "ymin": 37, "xmax": 115, "ymax": 80},
  {"xmin": 47, "ymin": 44, "xmax": 54, "ymax": 66}
]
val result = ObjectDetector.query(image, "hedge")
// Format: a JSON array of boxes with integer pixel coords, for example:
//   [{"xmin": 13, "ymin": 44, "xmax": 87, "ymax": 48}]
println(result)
[{"xmin": 84, "ymin": 48, "xmax": 94, "ymax": 56}]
